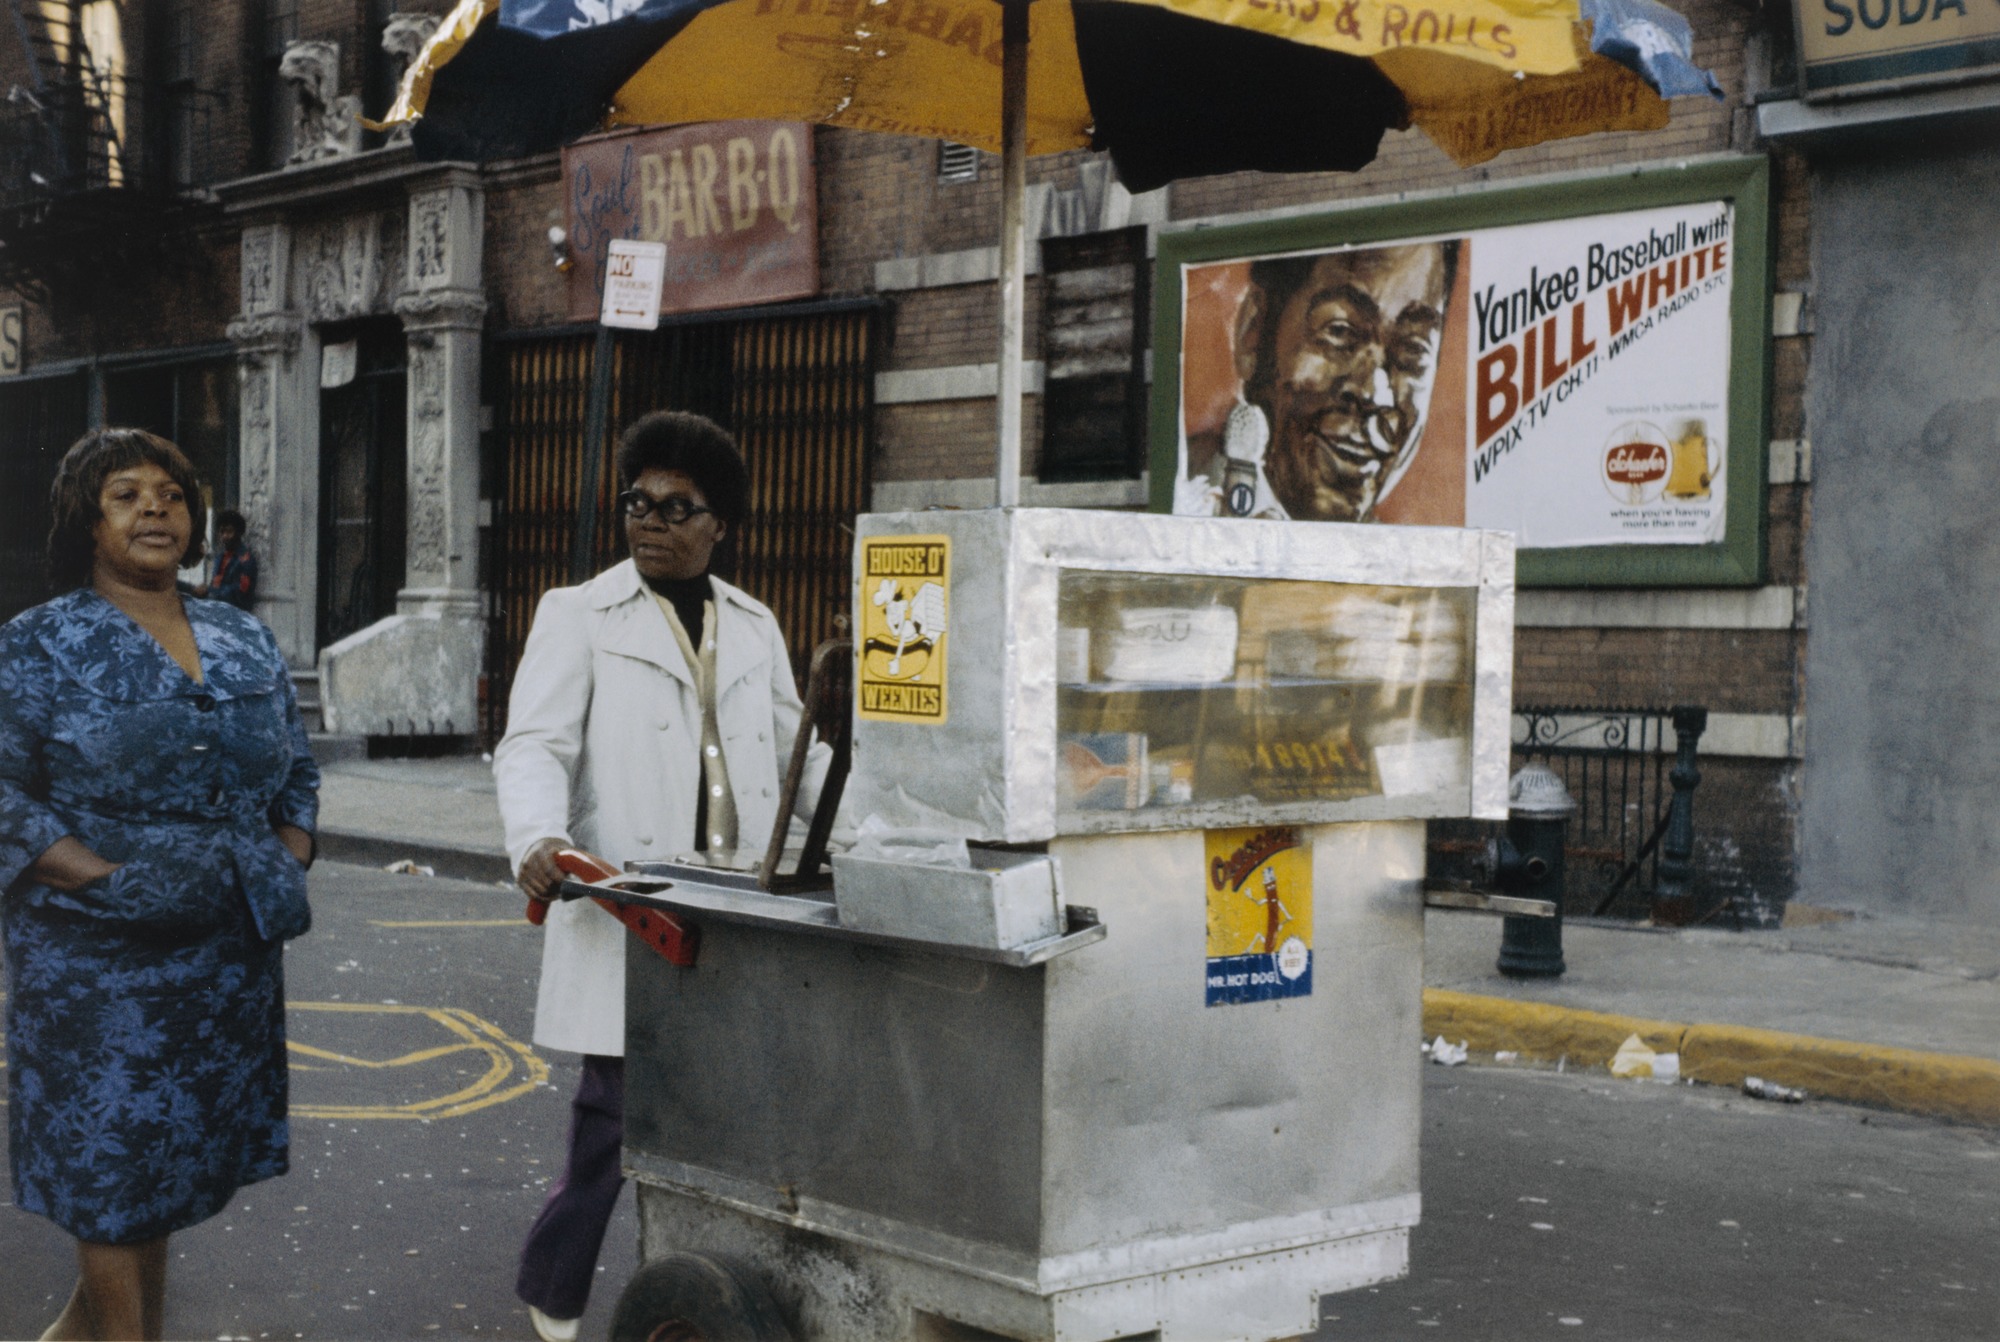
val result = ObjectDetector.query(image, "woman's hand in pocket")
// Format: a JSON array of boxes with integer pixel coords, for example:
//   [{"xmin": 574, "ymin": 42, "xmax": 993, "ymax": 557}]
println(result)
[
  {"xmin": 26, "ymin": 835, "xmax": 120, "ymax": 891},
  {"xmin": 274, "ymin": 822, "xmax": 313, "ymax": 867}
]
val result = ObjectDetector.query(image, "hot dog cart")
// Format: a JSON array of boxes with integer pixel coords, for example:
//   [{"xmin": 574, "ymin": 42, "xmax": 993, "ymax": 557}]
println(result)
[{"xmin": 570, "ymin": 508, "xmax": 1515, "ymax": 1342}]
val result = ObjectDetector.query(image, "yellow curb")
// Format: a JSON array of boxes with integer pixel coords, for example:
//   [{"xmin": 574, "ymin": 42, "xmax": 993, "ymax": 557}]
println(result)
[
  {"xmin": 1423, "ymin": 989, "xmax": 1681, "ymax": 1063},
  {"xmin": 1679, "ymin": 1025, "xmax": 2000, "ymax": 1127},
  {"xmin": 1422, "ymin": 988, "xmax": 2000, "ymax": 1126}
]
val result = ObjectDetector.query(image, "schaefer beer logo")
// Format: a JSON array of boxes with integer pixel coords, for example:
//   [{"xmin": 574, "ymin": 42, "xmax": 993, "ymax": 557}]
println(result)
[
  {"xmin": 1204, "ymin": 826, "xmax": 1313, "ymax": 1007},
  {"xmin": 857, "ymin": 534, "xmax": 950, "ymax": 724},
  {"xmin": 1601, "ymin": 418, "xmax": 1715, "ymax": 506},
  {"xmin": 1602, "ymin": 421, "xmax": 1669, "ymax": 504}
]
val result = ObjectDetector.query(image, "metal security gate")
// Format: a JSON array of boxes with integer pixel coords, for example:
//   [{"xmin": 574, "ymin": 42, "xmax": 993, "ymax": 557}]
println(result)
[{"xmin": 487, "ymin": 302, "xmax": 875, "ymax": 741}]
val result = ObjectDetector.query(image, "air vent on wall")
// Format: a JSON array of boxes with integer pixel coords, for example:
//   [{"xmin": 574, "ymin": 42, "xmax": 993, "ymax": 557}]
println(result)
[{"xmin": 938, "ymin": 142, "xmax": 980, "ymax": 183}]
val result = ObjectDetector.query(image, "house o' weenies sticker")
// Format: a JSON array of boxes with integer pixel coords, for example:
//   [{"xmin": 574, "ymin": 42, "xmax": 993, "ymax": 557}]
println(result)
[{"xmin": 858, "ymin": 534, "xmax": 950, "ymax": 724}]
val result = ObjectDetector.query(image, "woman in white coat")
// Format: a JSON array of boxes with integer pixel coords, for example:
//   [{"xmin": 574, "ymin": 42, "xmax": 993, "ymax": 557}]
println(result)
[{"xmin": 493, "ymin": 411, "xmax": 827, "ymax": 1342}]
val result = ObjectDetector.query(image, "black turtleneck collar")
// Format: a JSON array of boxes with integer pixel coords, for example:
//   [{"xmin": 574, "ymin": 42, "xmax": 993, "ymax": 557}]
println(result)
[{"xmin": 643, "ymin": 571, "xmax": 712, "ymax": 648}]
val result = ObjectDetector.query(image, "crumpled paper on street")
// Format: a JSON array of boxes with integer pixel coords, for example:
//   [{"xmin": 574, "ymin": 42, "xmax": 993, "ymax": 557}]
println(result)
[
  {"xmin": 1609, "ymin": 1032, "xmax": 1680, "ymax": 1081},
  {"xmin": 1426, "ymin": 1035, "xmax": 1469, "ymax": 1066}
]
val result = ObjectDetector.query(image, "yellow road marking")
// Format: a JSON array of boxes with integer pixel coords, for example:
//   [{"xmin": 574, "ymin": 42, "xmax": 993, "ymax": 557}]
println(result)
[
  {"xmin": 0, "ymin": 996, "xmax": 547, "ymax": 1119},
  {"xmin": 287, "ymin": 1002, "xmax": 550, "ymax": 1120}
]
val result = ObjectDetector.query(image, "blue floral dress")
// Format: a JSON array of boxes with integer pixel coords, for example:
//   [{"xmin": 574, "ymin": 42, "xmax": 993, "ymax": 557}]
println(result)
[{"xmin": 0, "ymin": 589, "xmax": 318, "ymax": 1244}]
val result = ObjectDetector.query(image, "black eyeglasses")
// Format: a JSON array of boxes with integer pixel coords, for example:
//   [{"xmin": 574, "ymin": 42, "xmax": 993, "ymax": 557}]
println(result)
[{"xmin": 619, "ymin": 490, "xmax": 715, "ymax": 524}]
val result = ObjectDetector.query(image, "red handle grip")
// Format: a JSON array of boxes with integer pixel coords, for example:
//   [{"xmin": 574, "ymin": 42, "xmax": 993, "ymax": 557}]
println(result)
[
  {"xmin": 524, "ymin": 848, "xmax": 620, "ymax": 925},
  {"xmin": 525, "ymin": 848, "xmax": 700, "ymax": 968},
  {"xmin": 555, "ymin": 848, "xmax": 622, "ymax": 882}
]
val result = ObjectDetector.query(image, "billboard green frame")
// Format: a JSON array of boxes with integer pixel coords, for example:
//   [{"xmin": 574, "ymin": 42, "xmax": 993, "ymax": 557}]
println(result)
[{"xmin": 1149, "ymin": 155, "xmax": 1773, "ymax": 588}]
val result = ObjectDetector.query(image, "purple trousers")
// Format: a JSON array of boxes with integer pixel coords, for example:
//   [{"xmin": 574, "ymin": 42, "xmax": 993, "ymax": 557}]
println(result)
[{"xmin": 516, "ymin": 1054, "xmax": 626, "ymax": 1320}]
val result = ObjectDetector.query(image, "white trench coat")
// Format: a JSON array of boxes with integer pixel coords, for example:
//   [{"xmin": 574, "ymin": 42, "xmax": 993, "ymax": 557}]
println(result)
[{"xmin": 493, "ymin": 559, "xmax": 828, "ymax": 1057}]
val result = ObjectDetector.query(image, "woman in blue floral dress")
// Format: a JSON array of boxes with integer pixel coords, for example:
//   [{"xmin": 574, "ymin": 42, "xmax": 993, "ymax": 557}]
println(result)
[{"xmin": 0, "ymin": 429, "xmax": 318, "ymax": 1341}]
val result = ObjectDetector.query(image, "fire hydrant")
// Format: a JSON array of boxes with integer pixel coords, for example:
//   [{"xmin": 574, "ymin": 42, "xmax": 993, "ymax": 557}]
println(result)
[{"xmin": 1495, "ymin": 762, "xmax": 1575, "ymax": 978}]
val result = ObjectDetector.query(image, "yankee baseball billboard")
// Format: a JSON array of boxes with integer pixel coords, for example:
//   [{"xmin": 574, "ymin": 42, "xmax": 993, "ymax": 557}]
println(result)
[{"xmin": 1172, "ymin": 197, "xmax": 1736, "ymax": 551}]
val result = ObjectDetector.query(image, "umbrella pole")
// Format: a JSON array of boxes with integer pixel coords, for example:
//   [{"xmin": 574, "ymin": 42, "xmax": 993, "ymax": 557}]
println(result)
[{"xmin": 995, "ymin": 0, "xmax": 1028, "ymax": 509}]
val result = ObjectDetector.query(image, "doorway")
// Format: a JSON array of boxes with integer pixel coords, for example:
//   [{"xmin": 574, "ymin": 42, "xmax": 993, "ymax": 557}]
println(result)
[{"xmin": 317, "ymin": 319, "xmax": 406, "ymax": 651}]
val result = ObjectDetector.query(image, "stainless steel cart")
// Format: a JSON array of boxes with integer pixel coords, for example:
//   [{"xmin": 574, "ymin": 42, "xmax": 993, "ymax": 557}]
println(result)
[{"xmin": 578, "ymin": 509, "xmax": 1516, "ymax": 1342}]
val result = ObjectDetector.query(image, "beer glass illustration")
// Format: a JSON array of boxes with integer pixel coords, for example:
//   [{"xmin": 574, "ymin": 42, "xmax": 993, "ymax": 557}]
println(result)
[{"xmin": 1665, "ymin": 418, "xmax": 1716, "ymax": 501}]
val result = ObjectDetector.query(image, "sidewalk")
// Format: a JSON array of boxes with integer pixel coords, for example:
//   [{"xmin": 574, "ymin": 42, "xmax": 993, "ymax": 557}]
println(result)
[
  {"xmin": 315, "ymin": 752, "xmax": 512, "ymax": 883},
  {"xmin": 1425, "ymin": 909, "xmax": 2000, "ymax": 1126},
  {"xmin": 314, "ymin": 755, "xmax": 2000, "ymax": 1125}
]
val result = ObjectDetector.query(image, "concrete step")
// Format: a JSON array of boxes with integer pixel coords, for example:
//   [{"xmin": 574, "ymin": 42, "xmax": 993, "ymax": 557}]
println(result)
[{"xmin": 292, "ymin": 668, "xmax": 323, "ymax": 734}]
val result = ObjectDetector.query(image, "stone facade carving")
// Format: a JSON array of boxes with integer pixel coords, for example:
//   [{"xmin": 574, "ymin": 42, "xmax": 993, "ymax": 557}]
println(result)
[
  {"xmin": 391, "ymin": 287, "xmax": 484, "ymax": 330},
  {"xmin": 223, "ymin": 167, "xmax": 485, "ymax": 720},
  {"xmin": 225, "ymin": 312, "xmax": 303, "ymax": 355},
  {"xmin": 394, "ymin": 288, "xmax": 484, "ymax": 579},
  {"xmin": 380, "ymin": 14, "xmax": 441, "ymax": 148},
  {"xmin": 280, "ymin": 41, "xmax": 361, "ymax": 164},
  {"xmin": 380, "ymin": 209, "xmax": 409, "ymax": 301},
  {"xmin": 237, "ymin": 363, "xmax": 275, "ymax": 557},
  {"xmin": 295, "ymin": 214, "xmax": 401, "ymax": 321},
  {"xmin": 241, "ymin": 226, "xmax": 283, "ymax": 315},
  {"xmin": 405, "ymin": 336, "xmax": 449, "ymax": 573},
  {"xmin": 408, "ymin": 188, "xmax": 452, "ymax": 287},
  {"xmin": 227, "ymin": 307, "xmax": 307, "ymax": 659},
  {"xmin": 227, "ymin": 313, "xmax": 301, "ymax": 565}
]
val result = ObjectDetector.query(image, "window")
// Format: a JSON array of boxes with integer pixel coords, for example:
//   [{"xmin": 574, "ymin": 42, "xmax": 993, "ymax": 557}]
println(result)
[
  {"xmin": 159, "ymin": 0, "xmax": 198, "ymax": 187},
  {"xmin": 102, "ymin": 357, "xmax": 239, "ymax": 517},
  {"xmin": 1039, "ymin": 228, "xmax": 1150, "ymax": 481},
  {"xmin": 164, "ymin": 0, "xmax": 195, "ymax": 82},
  {"xmin": 0, "ymin": 372, "xmax": 88, "ymax": 621}
]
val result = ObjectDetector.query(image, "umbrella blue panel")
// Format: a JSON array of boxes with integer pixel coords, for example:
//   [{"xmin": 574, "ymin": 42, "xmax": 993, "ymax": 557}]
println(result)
[
  {"xmin": 1581, "ymin": 0, "xmax": 1722, "ymax": 100},
  {"xmin": 412, "ymin": 4, "xmax": 719, "ymax": 161},
  {"xmin": 502, "ymin": 0, "xmax": 726, "ymax": 37}
]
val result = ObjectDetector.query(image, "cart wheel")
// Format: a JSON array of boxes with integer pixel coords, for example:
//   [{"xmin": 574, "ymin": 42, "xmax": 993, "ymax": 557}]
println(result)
[{"xmin": 609, "ymin": 1252, "xmax": 793, "ymax": 1342}]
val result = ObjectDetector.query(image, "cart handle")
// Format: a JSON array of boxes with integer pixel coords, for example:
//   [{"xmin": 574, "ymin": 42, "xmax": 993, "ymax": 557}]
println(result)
[{"xmin": 524, "ymin": 847, "xmax": 701, "ymax": 968}]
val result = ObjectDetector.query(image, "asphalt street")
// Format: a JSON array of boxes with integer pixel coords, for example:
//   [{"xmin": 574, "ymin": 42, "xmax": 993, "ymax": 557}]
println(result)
[
  {"xmin": 0, "ymin": 860, "xmax": 640, "ymax": 1342},
  {"xmin": 1318, "ymin": 1065, "xmax": 2000, "ymax": 1340},
  {"xmin": 3, "ymin": 864, "xmax": 1998, "ymax": 1341}
]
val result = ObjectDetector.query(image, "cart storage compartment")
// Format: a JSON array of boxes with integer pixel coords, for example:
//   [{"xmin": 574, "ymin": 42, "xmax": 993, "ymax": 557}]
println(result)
[{"xmin": 832, "ymin": 846, "xmax": 1064, "ymax": 950}]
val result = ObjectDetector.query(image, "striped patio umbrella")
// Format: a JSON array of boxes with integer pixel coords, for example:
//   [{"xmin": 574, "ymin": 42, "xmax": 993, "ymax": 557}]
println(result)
[{"xmin": 382, "ymin": 0, "xmax": 1718, "ymax": 500}]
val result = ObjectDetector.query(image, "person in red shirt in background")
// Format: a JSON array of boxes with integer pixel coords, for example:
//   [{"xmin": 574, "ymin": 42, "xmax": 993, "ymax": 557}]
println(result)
[{"xmin": 200, "ymin": 510, "xmax": 258, "ymax": 611}]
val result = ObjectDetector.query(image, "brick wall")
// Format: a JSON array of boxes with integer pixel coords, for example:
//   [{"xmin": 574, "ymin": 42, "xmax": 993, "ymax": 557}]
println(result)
[{"xmin": 482, "ymin": 162, "xmax": 570, "ymax": 331}]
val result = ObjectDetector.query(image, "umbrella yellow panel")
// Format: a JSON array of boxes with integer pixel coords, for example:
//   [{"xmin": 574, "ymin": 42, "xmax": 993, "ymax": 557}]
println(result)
[
  {"xmin": 1390, "ymin": 29, "xmax": 1667, "ymax": 166},
  {"xmin": 610, "ymin": 0, "xmax": 1096, "ymax": 156},
  {"xmin": 1135, "ymin": 0, "xmax": 1580, "ymax": 76}
]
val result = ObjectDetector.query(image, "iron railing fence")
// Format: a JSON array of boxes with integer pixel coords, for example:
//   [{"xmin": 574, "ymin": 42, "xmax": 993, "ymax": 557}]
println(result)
[
  {"xmin": 1513, "ymin": 705, "xmax": 1676, "ymax": 919},
  {"xmin": 1431, "ymin": 704, "xmax": 1711, "ymax": 922}
]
